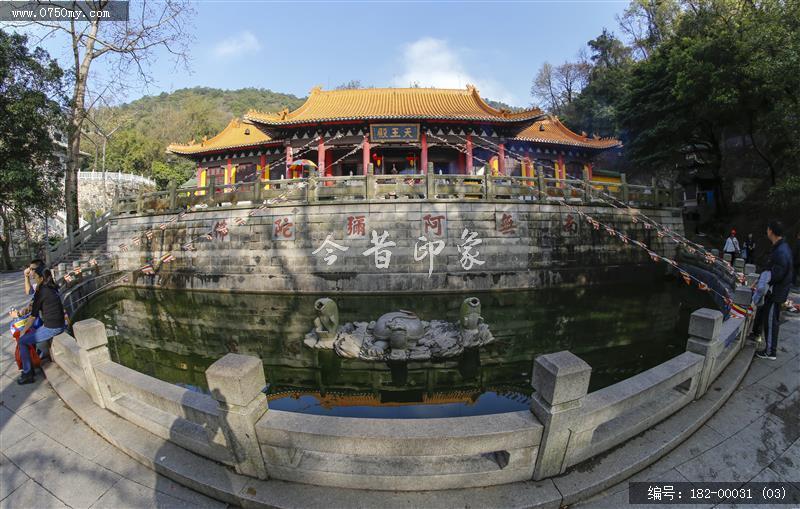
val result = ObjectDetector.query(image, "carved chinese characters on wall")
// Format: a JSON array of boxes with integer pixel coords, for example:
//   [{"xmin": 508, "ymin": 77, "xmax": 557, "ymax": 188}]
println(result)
[
  {"xmin": 308, "ymin": 212, "xmax": 491, "ymax": 276},
  {"xmin": 344, "ymin": 214, "xmax": 367, "ymax": 238},
  {"xmin": 273, "ymin": 215, "xmax": 295, "ymax": 240}
]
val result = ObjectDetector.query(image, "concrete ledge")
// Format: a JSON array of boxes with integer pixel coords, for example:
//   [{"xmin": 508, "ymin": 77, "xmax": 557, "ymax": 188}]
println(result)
[
  {"xmin": 552, "ymin": 341, "xmax": 755, "ymax": 505},
  {"xmin": 43, "ymin": 361, "xmax": 562, "ymax": 508},
  {"xmin": 43, "ymin": 340, "xmax": 754, "ymax": 507},
  {"xmin": 257, "ymin": 409, "xmax": 541, "ymax": 456},
  {"xmin": 257, "ymin": 409, "xmax": 542, "ymax": 490}
]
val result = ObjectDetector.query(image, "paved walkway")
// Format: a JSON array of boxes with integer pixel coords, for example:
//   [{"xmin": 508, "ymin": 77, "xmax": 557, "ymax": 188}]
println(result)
[
  {"xmin": 576, "ymin": 291, "xmax": 800, "ymax": 508},
  {"xmin": 0, "ymin": 271, "xmax": 227, "ymax": 509},
  {"xmin": 1, "ymin": 268, "xmax": 798, "ymax": 508}
]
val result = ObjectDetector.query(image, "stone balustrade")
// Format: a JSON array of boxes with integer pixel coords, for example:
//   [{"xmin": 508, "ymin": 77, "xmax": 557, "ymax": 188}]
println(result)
[
  {"xmin": 47, "ymin": 210, "xmax": 112, "ymax": 266},
  {"xmin": 530, "ymin": 305, "xmax": 752, "ymax": 480},
  {"xmin": 113, "ymin": 169, "xmax": 678, "ymax": 217},
  {"xmin": 49, "ymin": 299, "xmax": 753, "ymax": 492}
]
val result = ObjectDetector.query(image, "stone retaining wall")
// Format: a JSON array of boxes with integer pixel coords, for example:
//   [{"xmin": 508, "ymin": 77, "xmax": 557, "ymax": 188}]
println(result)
[{"xmin": 107, "ymin": 202, "xmax": 684, "ymax": 293}]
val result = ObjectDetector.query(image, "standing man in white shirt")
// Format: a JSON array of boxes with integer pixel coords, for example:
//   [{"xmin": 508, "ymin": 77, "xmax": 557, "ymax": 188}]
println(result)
[{"xmin": 723, "ymin": 229, "xmax": 740, "ymax": 262}]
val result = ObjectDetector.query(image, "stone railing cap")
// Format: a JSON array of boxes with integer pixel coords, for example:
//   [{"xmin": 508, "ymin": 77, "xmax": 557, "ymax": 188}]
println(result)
[
  {"xmin": 72, "ymin": 318, "xmax": 109, "ymax": 350},
  {"xmin": 688, "ymin": 308, "xmax": 723, "ymax": 341},
  {"xmin": 532, "ymin": 351, "xmax": 592, "ymax": 406},
  {"xmin": 206, "ymin": 353, "xmax": 266, "ymax": 407}
]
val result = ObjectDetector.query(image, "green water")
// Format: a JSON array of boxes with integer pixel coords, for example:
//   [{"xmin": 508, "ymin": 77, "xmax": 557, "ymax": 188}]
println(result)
[{"xmin": 74, "ymin": 277, "xmax": 715, "ymax": 418}]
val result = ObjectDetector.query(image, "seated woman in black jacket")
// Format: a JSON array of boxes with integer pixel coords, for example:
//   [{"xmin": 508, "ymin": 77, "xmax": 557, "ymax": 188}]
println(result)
[{"xmin": 16, "ymin": 266, "xmax": 66, "ymax": 385}]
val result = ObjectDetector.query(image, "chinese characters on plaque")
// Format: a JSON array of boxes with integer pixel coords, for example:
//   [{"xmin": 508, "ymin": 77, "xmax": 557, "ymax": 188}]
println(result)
[{"xmin": 369, "ymin": 123, "xmax": 420, "ymax": 143}]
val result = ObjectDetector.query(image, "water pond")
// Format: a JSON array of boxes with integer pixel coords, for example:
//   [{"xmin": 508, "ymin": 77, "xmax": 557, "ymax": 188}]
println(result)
[{"xmin": 74, "ymin": 277, "xmax": 715, "ymax": 418}]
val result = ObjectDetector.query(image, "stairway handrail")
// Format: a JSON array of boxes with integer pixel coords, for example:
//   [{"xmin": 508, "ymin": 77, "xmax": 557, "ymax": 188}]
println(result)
[{"xmin": 47, "ymin": 210, "xmax": 112, "ymax": 266}]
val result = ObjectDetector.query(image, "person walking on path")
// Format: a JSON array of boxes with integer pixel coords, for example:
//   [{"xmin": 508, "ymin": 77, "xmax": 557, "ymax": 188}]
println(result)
[
  {"xmin": 723, "ymin": 230, "xmax": 740, "ymax": 262},
  {"xmin": 743, "ymin": 234, "xmax": 756, "ymax": 265},
  {"xmin": 757, "ymin": 221, "xmax": 794, "ymax": 360},
  {"xmin": 15, "ymin": 265, "xmax": 65, "ymax": 384}
]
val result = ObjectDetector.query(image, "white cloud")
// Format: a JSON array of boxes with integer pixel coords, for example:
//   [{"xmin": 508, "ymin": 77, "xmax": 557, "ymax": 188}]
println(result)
[
  {"xmin": 212, "ymin": 31, "xmax": 262, "ymax": 59},
  {"xmin": 392, "ymin": 37, "xmax": 519, "ymax": 106}
]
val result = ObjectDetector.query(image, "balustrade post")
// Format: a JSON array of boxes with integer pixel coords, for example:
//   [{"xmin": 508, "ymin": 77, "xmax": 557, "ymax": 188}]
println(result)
[
  {"xmin": 582, "ymin": 168, "xmax": 593, "ymax": 203},
  {"xmin": 205, "ymin": 353, "xmax": 269, "ymax": 479},
  {"xmin": 537, "ymin": 172, "xmax": 546, "ymax": 201},
  {"xmin": 426, "ymin": 162, "xmax": 435, "ymax": 200},
  {"xmin": 307, "ymin": 175, "xmax": 318, "ymax": 204},
  {"xmin": 69, "ymin": 319, "xmax": 112, "ymax": 408},
  {"xmin": 253, "ymin": 177, "xmax": 263, "ymax": 202},
  {"xmin": 206, "ymin": 176, "xmax": 217, "ymax": 205},
  {"xmin": 531, "ymin": 351, "xmax": 592, "ymax": 480},
  {"xmin": 733, "ymin": 286, "xmax": 754, "ymax": 345},
  {"xmin": 367, "ymin": 164, "xmax": 376, "ymax": 201},
  {"xmin": 168, "ymin": 182, "xmax": 177, "ymax": 210},
  {"xmin": 685, "ymin": 308, "xmax": 724, "ymax": 398},
  {"xmin": 485, "ymin": 174, "xmax": 494, "ymax": 201},
  {"xmin": 621, "ymin": 173, "xmax": 630, "ymax": 203},
  {"xmin": 136, "ymin": 190, "xmax": 145, "ymax": 214}
]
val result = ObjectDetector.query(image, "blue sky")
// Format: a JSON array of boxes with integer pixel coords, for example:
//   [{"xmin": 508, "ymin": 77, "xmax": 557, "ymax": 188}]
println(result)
[{"xmin": 19, "ymin": 1, "xmax": 630, "ymax": 107}]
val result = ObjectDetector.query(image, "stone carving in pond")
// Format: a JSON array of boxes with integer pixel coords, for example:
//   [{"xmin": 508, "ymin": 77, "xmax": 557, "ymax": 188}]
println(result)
[{"xmin": 303, "ymin": 297, "xmax": 495, "ymax": 361}]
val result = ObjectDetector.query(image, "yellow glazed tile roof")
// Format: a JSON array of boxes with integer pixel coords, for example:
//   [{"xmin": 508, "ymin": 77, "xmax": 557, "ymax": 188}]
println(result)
[
  {"xmin": 245, "ymin": 85, "xmax": 544, "ymax": 125},
  {"xmin": 167, "ymin": 118, "xmax": 272, "ymax": 155},
  {"xmin": 514, "ymin": 116, "xmax": 621, "ymax": 149}
]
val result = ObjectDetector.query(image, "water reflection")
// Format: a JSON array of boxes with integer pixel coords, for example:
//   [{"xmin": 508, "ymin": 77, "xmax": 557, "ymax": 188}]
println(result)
[{"xmin": 74, "ymin": 278, "xmax": 715, "ymax": 418}]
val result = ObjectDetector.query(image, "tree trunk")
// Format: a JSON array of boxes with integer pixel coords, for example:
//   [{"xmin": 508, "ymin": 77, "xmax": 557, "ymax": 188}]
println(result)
[
  {"xmin": 65, "ymin": 21, "xmax": 99, "ymax": 233},
  {"xmin": 65, "ymin": 114, "xmax": 82, "ymax": 232},
  {"xmin": 0, "ymin": 209, "xmax": 14, "ymax": 270}
]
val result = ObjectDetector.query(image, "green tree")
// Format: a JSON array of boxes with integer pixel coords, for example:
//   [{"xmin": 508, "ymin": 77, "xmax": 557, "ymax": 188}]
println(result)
[
  {"xmin": 0, "ymin": 30, "xmax": 65, "ymax": 268},
  {"xmin": 151, "ymin": 160, "xmax": 195, "ymax": 189},
  {"xmin": 620, "ymin": 0, "xmax": 800, "ymax": 212},
  {"xmin": 28, "ymin": 0, "xmax": 194, "ymax": 233},
  {"xmin": 564, "ymin": 29, "xmax": 633, "ymax": 137}
]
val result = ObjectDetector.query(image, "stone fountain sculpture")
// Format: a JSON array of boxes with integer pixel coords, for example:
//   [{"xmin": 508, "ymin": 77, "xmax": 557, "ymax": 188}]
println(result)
[{"xmin": 303, "ymin": 297, "xmax": 495, "ymax": 361}]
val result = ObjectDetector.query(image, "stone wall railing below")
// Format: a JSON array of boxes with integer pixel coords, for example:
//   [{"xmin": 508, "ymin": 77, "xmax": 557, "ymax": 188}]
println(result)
[{"xmin": 51, "ymin": 295, "xmax": 755, "ymax": 491}]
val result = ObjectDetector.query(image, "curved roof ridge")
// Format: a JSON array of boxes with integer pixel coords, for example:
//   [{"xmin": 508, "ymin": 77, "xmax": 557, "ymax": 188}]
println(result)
[
  {"xmin": 244, "ymin": 85, "xmax": 543, "ymax": 125},
  {"xmin": 513, "ymin": 115, "xmax": 621, "ymax": 149},
  {"xmin": 167, "ymin": 117, "xmax": 274, "ymax": 155}
]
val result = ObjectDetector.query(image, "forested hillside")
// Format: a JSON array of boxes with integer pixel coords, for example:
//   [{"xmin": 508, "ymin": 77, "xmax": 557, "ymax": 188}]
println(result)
[{"xmin": 86, "ymin": 87, "xmax": 304, "ymax": 187}]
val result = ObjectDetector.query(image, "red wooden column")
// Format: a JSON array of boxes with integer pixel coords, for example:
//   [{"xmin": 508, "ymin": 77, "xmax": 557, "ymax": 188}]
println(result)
[
  {"xmin": 260, "ymin": 154, "xmax": 267, "ymax": 180},
  {"xmin": 317, "ymin": 137, "xmax": 326, "ymax": 176},
  {"xmin": 362, "ymin": 135, "xmax": 370, "ymax": 175},
  {"xmin": 586, "ymin": 162, "xmax": 594, "ymax": 179},
  {"xmin": 498, "ymin": 143, "xmax": 506, "ymax": 176},
  {"xmin": 420, "ymin": 132, "xmax": 428, "ymax": 174},
  {"xmin": 285, "ymin": 144, "xmax": 293, "ymax": 178},
  {"xmin": 226, "ymin": 158, "xmax": 232, "ymax": 185},
  {"xmin": 557, "ymin": 154, "xmax": 566, "ymax": 187},
  {"xmin": 466, "ymin": 134, "xmax": 474, "ymax": 174}
]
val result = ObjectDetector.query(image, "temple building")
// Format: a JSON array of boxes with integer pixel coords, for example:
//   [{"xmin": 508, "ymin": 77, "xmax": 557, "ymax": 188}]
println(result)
[{"xmin": 167, "ymin": 85, "xmax": 621, "ymax": 187}]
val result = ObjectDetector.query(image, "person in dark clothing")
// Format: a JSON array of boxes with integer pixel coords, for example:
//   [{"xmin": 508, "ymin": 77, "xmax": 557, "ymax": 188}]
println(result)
[
  {"xmin": 16, "ymin": 266, "xmax": 65, "ymax": 384},
  {"xmin": 757, "ymin": 221, "xmax": 794, "ymax": 360},
  {"xmin": 743, "ymin": 234, "xmax": 756, "ymax": 265},
  {"xmin": 793, "ymin": 231, "xmax": 800, "ymax": 288}
]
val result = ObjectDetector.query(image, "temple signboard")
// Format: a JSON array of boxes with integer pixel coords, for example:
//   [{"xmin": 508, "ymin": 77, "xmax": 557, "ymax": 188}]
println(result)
[{"xmin": 370, "ymin": 123, "xmax": 420, "ymax": 143}]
